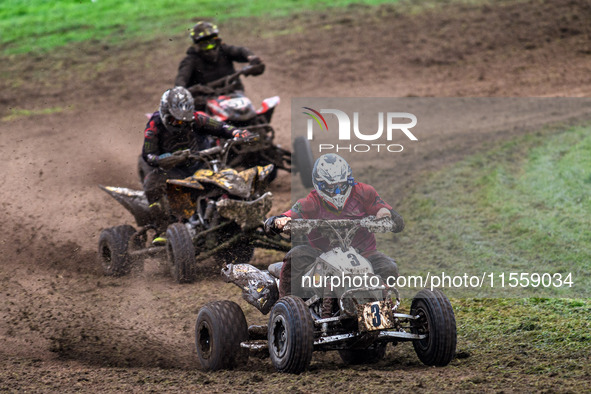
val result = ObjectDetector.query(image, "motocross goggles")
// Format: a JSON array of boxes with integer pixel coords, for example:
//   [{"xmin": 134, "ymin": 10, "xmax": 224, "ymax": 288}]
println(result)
[
  {"xmin": 317, "ymin": 178, "xmax": 354, "ymax": 196},
  {"xmin": 168, "ymin": 118, "xmax": 191, "ymax": 127},
  {"xmin": 197, "ymin": 37, "xmax": 218, "ymax": 51}
]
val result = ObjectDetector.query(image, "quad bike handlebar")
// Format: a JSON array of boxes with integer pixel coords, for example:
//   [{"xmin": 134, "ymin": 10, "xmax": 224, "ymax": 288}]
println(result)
[
  {"xmin": 179, "ymin": 134, "xmax": 260, "ymax": 170},
  {"xmin": 282, "ymin": 216, "xmax": 397, "ymax": 235},
  {"xmin": 201, "ymin": 65, "xmax": 264, "ymax": 95}
]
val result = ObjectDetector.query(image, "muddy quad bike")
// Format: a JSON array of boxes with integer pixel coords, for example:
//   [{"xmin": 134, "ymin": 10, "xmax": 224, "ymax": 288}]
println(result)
[
  {"xmin": 195, "ymin": 217, "xmax": 457, "ymax": 372},
  {"xmin": 137, "ymin": 65, "xmax": 314, "ymax": 188},
  {"xmin": 98, "ymin": 137, "xmax": 291, "ymax": 284}
]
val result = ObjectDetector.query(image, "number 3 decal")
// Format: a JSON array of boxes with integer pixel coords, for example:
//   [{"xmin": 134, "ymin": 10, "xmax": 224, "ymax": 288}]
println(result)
[
  {"xmin": 371, "ymin": 303, "xmax": 381, "ymax": 327},
  {"xmin": 347, "ymin": 253, "xmax": 360, "ymax": 267}
]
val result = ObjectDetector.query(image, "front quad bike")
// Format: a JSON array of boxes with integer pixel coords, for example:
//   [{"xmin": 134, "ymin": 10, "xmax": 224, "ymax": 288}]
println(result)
[
  {"xmin": 98, "ymin": 138, "xmax": 291, "ymax": 283},
  {"xmin": 195, "ymin": 217, "xmax": 457, "ymax": 373}
]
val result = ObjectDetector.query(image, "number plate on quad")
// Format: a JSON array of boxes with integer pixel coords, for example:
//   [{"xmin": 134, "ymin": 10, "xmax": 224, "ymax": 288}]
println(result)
[{"xmin": 357, "ymin": 300, "xmax": 395, "ymax": 332}]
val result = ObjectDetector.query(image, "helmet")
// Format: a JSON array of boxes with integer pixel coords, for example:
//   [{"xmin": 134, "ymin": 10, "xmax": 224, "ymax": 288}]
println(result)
[
  {"xmin": 159, "ymin": 87, "xmax": 195, "ymax": 133},
  {"xmin": 312, "ymin": 154, "xmax": 355, "ymax": 210},
  {"xmin": 190, "ymin": 21, "xmax": 219, "ymax": 44}
]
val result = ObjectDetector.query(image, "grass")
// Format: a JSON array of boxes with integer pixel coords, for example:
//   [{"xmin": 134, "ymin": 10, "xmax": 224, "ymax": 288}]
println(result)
[
  {"xmin": 371, "ymin": 126, "xmax": 591, "ymax": 379},
  {"xmin": 453, "ymin": 297, "xmax": 590, "ymax": 380},
  {"xmin": 374, "ymin": 125, "xmax": 591, "ymax": 298},
  {"xmin": 0, "ymin": 0, "xmax": 406, "ymax": 55},
  {"xmin": 1, "ymin": 106, "xmax": 66, "ymax": 121},
  {"xmin": 0, "ymin": 0, "xmax": 527, "ymax": 55}
]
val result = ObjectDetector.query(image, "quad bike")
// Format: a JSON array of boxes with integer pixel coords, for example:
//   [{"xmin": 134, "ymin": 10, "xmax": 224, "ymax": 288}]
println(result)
[
  {"xmin": 137, "ymin": 65, "xmax": 315, "ymax": 188},
  {"xmin": 195, "ymin": 217, "xmax": 457, "ymax": 372},
  {"xmin": 98, "ymin": 137, "xmax": 291, "ymax": 283}
]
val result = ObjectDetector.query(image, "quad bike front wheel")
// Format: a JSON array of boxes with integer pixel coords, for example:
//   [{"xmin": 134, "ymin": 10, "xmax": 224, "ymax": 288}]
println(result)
[
  {"xmin": 410, "ymin": 288, "xmax": 457, "ymax": 366},
  {"xmin": 97, "ymin": 225, "xmax": 138, "ymax": 276},
  {"xmin": 268, "ymin": 296, "xmax": 314, "ymax": 373},
  {"xmin": 293, "ymin": 136, "xmax": 314, "ymax": 188},
  {"xmin": 338, "ymin": 342, "xmax": 388, "ymax": 365},
  {"xmin": 195, "ymin": 300, "xmax": 249, "ymax": 371},
  {"xmin": 166, "ymin": 223, "xmax": 196, "ymax": 283}
]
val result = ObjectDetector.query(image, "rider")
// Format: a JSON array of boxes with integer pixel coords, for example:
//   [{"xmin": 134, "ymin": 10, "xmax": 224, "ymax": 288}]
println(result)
[
  {"xmin": 174, "ymin": 21, "xmax": 265, "ymax": 110},
  {"xmin": 265, "ymin": 153, "xmax": 405, "ymax": 298},
  {"xmin": 142, "ymin": 86, "xmax": 251, "ymax": 244}
]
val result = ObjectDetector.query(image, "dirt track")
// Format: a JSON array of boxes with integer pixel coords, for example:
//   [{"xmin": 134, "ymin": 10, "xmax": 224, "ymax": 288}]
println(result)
[{"xmin": 1, "ymin": 0, "xmax": 591, "ymax": 392}]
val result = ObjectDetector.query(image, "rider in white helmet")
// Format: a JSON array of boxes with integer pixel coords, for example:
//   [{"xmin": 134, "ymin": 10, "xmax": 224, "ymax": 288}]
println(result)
[{"xmin": 266, "ymin": 153, "xmax": 404, "ymax": 298}]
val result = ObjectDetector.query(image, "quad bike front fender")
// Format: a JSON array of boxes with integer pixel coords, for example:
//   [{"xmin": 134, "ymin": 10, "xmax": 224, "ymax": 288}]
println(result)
[{"xmin": 216, "ymin": 191, "xmax": 273, "ymax": 230}]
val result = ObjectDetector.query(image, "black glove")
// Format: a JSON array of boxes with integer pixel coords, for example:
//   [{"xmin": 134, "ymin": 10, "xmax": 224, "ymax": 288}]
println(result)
[
  {"xmin": 243, "ymin": 62, "xmax": 265, "ymax": 77},
  {"xmin": 247, "ymin": 55, "xmax": 262, "ymax": 65},
  {"xmin": 158, "ymin": 150, "xmax": 190, "ymax": 170},
  {"xmin": 264, "ymin": 216, "xmax": 283, "ymax": 235},
  {"xmin": 390, "ymin": 209, "xmax": 405, "ymax": 233}
]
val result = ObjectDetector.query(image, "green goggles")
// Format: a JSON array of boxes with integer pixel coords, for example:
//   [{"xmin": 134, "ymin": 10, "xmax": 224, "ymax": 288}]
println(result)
[{"xmin": 197, "ymin": 38, "xmax": 218, "ymax": 51}]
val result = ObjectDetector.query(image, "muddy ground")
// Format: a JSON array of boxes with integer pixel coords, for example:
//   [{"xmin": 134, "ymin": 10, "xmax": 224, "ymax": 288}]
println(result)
[{"xmin": 1, "ymin": 0, "xmax": 591, "ymax": 392}]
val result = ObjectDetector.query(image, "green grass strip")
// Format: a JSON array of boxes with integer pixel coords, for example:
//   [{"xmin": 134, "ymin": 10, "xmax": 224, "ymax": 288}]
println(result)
[{"xmin": 381, "ymin": 126, "xmax": 591, "ymax": 298}]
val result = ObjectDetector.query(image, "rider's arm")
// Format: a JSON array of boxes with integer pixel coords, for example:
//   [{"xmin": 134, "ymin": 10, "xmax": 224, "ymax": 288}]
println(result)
[
  {"xmin": 142, "ymin": 114, "xmax": 163, "ymax": 166},
  {"xmin": 174, "ymin": 51, "xmax": 197, "ymax": 88},
  {"xmin": 193, "ymin": 113, "xmax": 236, "ymax": 139},
  {"xmin": 222, "ymin": 44, "xmax": 254, "ymax": 62}
]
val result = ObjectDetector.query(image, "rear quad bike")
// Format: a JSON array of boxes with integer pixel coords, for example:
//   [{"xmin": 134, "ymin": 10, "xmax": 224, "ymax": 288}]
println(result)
[
  {"xmin": 137, "ymin": 65, "xmax": 315, "ymax": 188},
  {"xmin": 98, "ymin": 137, "xmax": 291, "ymax": 284},
  {"xmin": 194, "ymin": 217, "xmax": 457, "ymax": 372}
]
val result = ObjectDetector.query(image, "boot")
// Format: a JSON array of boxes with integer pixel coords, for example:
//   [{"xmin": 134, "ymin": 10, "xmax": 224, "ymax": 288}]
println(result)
[{"xmin": 149, "ymin": 199, "xmax": 170, "ymax": 245}]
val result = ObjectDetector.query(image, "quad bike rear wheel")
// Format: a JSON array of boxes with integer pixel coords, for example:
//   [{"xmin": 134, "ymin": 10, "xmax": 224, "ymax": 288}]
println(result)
[
  {"xmin": 98, "ymin": 225, "xmax": 137, "ymax": 276},
  {"xmin": 268, "ymin": 296, "xmax": 314, "ymax": 373},
  {"xmin": 410, "ymin": 288, "xmax": 457, "ymax": 366},
  {"xmin": 195, "ymin": 300, "xmax": 249, "ymax": 371},
  {"xmin": 166, "ymin": 223, "xmax": 196, "ymax": 283},
  {"xmin": 293, "ymin": 136, "xmax": 314, "ymax": 188},
  {"xmin": 338, "ymin": 342, "xmax": 388, "ymax": 365}
]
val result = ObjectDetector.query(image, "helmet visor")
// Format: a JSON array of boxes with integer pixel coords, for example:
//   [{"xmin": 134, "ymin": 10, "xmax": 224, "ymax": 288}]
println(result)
[
  {"xmin": 318, "ymin": 180, "xmax": 350, "ymax": 196},
  {"xmin": 197, "ymin": 38, "xmax": 218, "ymax": 51},
  {"xmin": 170, "ymin": 118, "xmax": 189, "ymax": 126}
]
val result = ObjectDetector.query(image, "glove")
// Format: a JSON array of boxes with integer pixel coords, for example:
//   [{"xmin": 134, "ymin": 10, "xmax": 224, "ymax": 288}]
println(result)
[
  {"xmin": 243, "ymin": 62, "xmax": 265, "ymax": 77},
  {"xmin": 158, "ymin": 150, "xmax": 190, "ymax": 170},
  {"xmin": 247, "ymin": 55, "xmax": 262, "ymax": 65},
  {"xmin": 232, "ymin": 129, "xmax": 257, "ymax": 141},
  {"xmin": 264, "ymin": 216, "xmax": 281, "ymax": 235}
]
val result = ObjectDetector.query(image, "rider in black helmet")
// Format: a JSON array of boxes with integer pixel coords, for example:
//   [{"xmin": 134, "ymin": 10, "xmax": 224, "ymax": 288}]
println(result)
[{"xmin": 174, "ymin": 21, "xmax": 265, "ymax": 110}]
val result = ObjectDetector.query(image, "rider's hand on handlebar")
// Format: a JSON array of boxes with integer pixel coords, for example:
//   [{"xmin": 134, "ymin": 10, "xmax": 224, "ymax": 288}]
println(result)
[
  {"xmin": 232, "ymin": 129, "xmax": 258, "ymax": 142},
  {"xmin": 158, "ymin": 150, "xmax": 190, "ymax": 170},
  {"xmin": 247, "ymin": 55, "xmax": 262, "ymax": 66},
  {"xmin": 376, "ymin": 207, "xmax": 392, "ymax": 219},
  {"xmin": 264, "ymin": 216, "xmax": 291, "ymax": 235},
  {"xmin": 274, "ymin": 216, "xmax": 291, "ymax": 230},
  {"xmin": 242, "ymin": 62, "xmax": 265, "ymax": 77}
]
